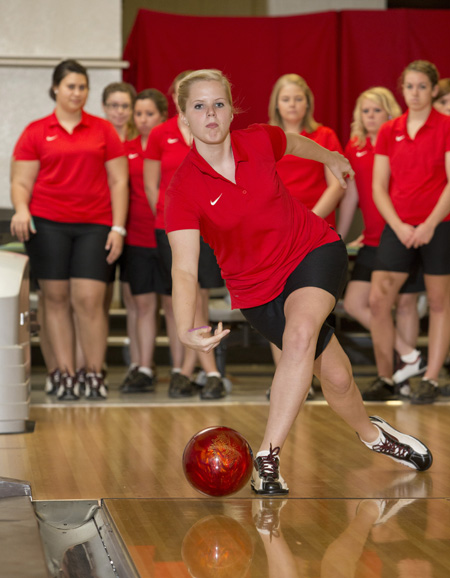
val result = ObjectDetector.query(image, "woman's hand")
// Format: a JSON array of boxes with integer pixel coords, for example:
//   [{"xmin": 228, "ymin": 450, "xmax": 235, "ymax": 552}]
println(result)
[
  {"xmin": 410, "ymin": 222, "xmax": 435, "ymax": 248},
  {"xmin": 10, "ymin": 207, "xmax": 36, "ymax": 242},
  {"xmin": 105, "ymin": 230, "xmax": 124, "ymax": 264},
  {"xmin": 393, "ymin": 222, "xmax": 416, "ymax": 248},
  {"xmin": 181, "ymin": 322, "xmax": 230, "ymax": 353},
  {"xmin": 327, "ymin": 151, "xmax": 355, "ymax": 188}
]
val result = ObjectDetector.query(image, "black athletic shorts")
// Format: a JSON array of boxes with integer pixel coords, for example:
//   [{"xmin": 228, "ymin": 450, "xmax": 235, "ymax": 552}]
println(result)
[
  {"xmin": 155, "ymin": 228, "xmax": 224, "ymax": 295},
  {"xmin": 241, "ymin": 240, "xmax": 348, "ymax": 358},
  {"xmin": 351, "ymin": 245, "xmax": 425, "ymax": 293},
  {"xmin": 375, "ymin": 222, "xmax": 450, "ymax": 276},
  {"xmin": 120, "ymin": 245, "xmax": 165, "ymax": 295},
  {"xmin": 25, "ymin": 217, "xmax": 113, "ymax": 282}
]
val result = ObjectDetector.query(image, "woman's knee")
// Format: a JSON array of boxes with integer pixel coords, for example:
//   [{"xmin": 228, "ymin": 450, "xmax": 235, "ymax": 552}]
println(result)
[{"xmin": 282, "ymin": 322, "xmax": 319, "ymax": 358}]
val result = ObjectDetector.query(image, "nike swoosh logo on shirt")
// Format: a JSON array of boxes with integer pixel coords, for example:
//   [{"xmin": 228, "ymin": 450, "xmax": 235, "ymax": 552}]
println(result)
[
  {"xmin": 167, "ymin": 138, "xmax": 179, "ymax": 144},
  {"xmin": 395, "ymin": 135, "xmax": 406, "ymax": 142},
  {"xmin": 46, "ymin": 135, "xmax": 58, "ymax": 141},
  {"xmin": 128, "ymin": 153, "xmax": 139, "ymax": 159},
  {"xmin": 356, "ymin": 151, "xmax": 368, "ymax": 157},
  {"xmin": 210, "ymin": 194, "xmax": 223, "ymax": 206}
]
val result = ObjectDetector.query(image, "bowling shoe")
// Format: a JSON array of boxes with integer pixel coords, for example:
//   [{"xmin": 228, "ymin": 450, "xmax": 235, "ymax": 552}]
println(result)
[{"xmin": 251, "ymin": 444, "xmax": 289, "ymax": 495}]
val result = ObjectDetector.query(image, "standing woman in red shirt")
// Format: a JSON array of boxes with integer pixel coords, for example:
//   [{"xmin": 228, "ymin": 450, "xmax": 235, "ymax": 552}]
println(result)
[
  {"xmin": 165, "ymin": 69, "xmax": 432, "ymax": 495},
  {"xmin": 10, "ymin": 60, "xmax": 128, "ymax": 401},
  {"xmin": 434, "ymin": 78, "xmax": 450, "ymax": 116},
  {"xmin": 370, "ymin": 60, "xmax": 450, "ymax": 405},
  {"xmin": 144, "ymin": 72, "xmax": 225, "ymax": 400},
  {"xmin": 338, "ymin": 87, "xmax": 426, "ymax": 400},
  {"xmin": 268, "ymin": 74, "xmax": 344, "ymax": 228},
  {"xmin": 119, "ymin": 89, "xmax": 168, "ymax": 393}
]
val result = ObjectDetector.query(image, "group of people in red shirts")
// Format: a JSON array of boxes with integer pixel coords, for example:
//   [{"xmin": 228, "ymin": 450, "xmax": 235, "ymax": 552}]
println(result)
[{"xmin": 10, "ymin": 57, "xmax": 449, "ymax": 494}]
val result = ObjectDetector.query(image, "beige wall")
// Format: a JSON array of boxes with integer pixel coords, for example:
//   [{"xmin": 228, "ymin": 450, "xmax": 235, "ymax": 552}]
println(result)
[{"xmin": 0, "ymin": 0, "xmax": 123, "ymax": 208}]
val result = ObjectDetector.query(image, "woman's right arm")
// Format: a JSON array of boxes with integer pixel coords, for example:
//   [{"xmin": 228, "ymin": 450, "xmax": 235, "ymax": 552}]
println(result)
[
  {"xmin": 10, "ymin": 159, "xmax": 40, "ymax": 242},
  {"xmin": 168, "ymin": 228, "xmax": 229, "ymax": 352},
  {"xmin": 143, "ymin": 159, "xmax": 161, "ymax": 214},
  {"xmin": 372, "ymin": 154, "xmax": 415, "ymax": 247}
]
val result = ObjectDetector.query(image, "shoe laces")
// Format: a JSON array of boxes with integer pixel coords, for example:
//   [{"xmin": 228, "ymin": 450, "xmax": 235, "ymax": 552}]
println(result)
[
  {"xmin": 255, "ymin": 444, "xmax": 281, "ymax": 480},
  {"xmin": 373, "ymin": 431, "xmax": 412, "ymax": 460}
]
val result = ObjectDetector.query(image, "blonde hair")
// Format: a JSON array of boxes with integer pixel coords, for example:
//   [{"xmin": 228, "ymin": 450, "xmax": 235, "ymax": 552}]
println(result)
[
  {"xmin": 350, "ymin": 87, "xmax": 402, "ymax": 148},
  {"xmin": 400, "ymin": 60, "xmax": 440, "ymax": 89},
  {"xmin": 177, "ymin": 69, "xmax": 234, "ymax": 113},
  {"xmin": 436, "ymin": 78, "xmax": 450, "ymax": 100},
  {"xmin": 268, "ymin": 74, "xmax": 320, "ymax": 134}
]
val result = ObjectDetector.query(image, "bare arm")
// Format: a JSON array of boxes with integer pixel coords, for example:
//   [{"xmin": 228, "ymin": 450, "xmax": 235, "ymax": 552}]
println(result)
[
  {"xmin": 168, "ymin": 229, "xmax": 229, "ymax": 352},
  {"xmin": 143, "ymin": 159, "xmax": 161, "ymax": 214},
  {"xmin": 336, "ymin": 177, "xmax": 360, "ymax": 241},
  {"xmin": 285, "ymin": 133, "xmax": 354, "ymax": 188},
  {"xmin": 410, "ymin": 151, "xmax": 450, "ymax": 248},
  {"xmin": 372, "ymin": 154, "xmax": 415, "ymax": 247},
  {"xmin": 311, "ymin": 166, "xmax": 345, "ymax": 220},
  {"xmin": 10, "ymin": 159, "xmax": 39, "ymax": 242},
  {"xmin": 105, "ymin": 155, "xmax": 128, "ymax": 264}
]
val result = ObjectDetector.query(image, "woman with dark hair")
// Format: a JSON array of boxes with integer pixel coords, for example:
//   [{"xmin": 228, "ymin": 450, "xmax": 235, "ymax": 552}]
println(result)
[
  {"xmin": 119, "ymin": 89, "xmax": 168, "ymax": 393},
  {"xmin": 165, "ymin": 69, "xmax": 432, "ymax": 495},
  {"xmin": 369, "ymin": 60, "xmax": 450, "ymax": 405},
  {"xmin": 10, "ymin": 59, "xmax": 128, "ymax": 400}
]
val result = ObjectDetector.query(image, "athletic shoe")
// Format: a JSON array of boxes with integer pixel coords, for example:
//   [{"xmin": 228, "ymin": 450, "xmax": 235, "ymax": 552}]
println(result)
[
  {"xmin": 393, "ymin": 352, "xmax": 427, "ymax": 384},
  {"xmin": 85, "ymin": 372, "xmax": 108, "ymax": 400},
  {"xmin": 410, "ymin": 378, "xmax": 439, "ymax": 405},
  {"xmin": 73, "ymin": 368, "xmax": 86, "ymax": 398},
  {"xmin": 121, "ymin": 370, "xmax": 155, "ymax": 393},
  {"xmin": 119, "ymin": 366, "xmax": 139, "ymax": 391},
  {"xmin": 200, "ymin": 375, "xmax": 226, "ymax": 400},
  {"xmin": 251, "ymin": 445, "xmax": 289, "ymax": 495},
  {"xmin": 57, "ymin": 373, "xmax": 79, "ymax": 401},
  {"xmin": 252, "ymin": 498, "xmax": 287, "ymax": 540},
  {"xmin": 168, "ymin": 373, "xmax": 195, "ymax": 398},
  {"xmin": 439, "ymin": 383, "xmax": 450, "ymax": 397},
  {"xmin": 45, "ymin": 368, "xmax": 61, "ymax": 395},
  {"xmin": 362, "ymin": 377, "xmax": 397, "ymax": 401},
  {"xmin": 396, "ymin": 380, "xmax": 411, "ymax": 399},
  {"xmin": 361, "ymin": 416, "xmax": 433, "ymax": 471}
]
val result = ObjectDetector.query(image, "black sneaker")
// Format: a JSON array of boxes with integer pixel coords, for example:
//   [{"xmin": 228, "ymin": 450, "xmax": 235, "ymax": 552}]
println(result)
[
  {"xmin": 85, "ymin": 372, "xmax": 108, "ymax": 400},
  {"xmin": 168, "ymin": 373, "xmax": 195, "ymax": 398},
  {"xmin": 200, "ymin": 375, "xmax": 226, "ymax": 400},
  {"xmin": 362, "ymin": 377, "xmax": 397, "ymax": 401},
  {"xmin": 361, "ymin": 415, "xmax": 433, "ymax": 471},
  {"xmin": 251, "ymin": 444, "xmax": 289, "ymax": 495},
  {"xmin": 410, "ymin": 378, "xmax": 439, "ymax": 405},
  {"xmin": 74, "ymin": 368, "xmax": 86, "ymax": 398},
  {"xmin": 45, "ymin": 369, "xmax": 61, "ymax": 395},
  {"xmin": 396, "ymin": 379, "xmax": 411, "ymax": 399},
  {"xmin": 439, "ymin": 383, "xmax": 450, "ymax": 397},
  {"xmin": 57, "ymin": 373, "xmax": 79, "ymax": 401},
  {"xmin": 121, "ymin": 370, "xmax": 155, "ymax": 393},
  {"xmin": 119, "ymin": 366, "xmax": 139, "ymax": 391},
  {"xmin": 252, "ymin": 498, "xmax": 287, "ymax": 541},
  {"xmin": 393, "ymin": 352, "xmax": 427, "ymax": 384}
]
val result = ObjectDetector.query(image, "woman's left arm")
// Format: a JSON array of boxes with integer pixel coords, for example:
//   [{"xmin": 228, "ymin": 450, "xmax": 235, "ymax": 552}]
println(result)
[
  {"xmin": 105, "ymin": 156, "xmax": 129, "ymax": 264},
  {"xmin": 311, "ymin": 166, "xmax": 345, "ymax": 220},
  {"xmin": 411, "ymin": 151, "xmax": 450, "ymax": 248},
  {"xmin": 285, "ymin": 133, "xmax": 354, "ymax": 188}
]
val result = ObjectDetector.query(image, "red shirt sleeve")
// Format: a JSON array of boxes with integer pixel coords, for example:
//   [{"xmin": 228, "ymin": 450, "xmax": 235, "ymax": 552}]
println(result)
[
  {"xmin": 104, "ymin": 121, "xmax": 126, "ymax": 161},
  {"xmin": 13, "ymin": 124, "xmax": 40, "ymax": 161},
  {"xmin": 374, "ymin": 122, "xmax": 391, "ymax": 156},
  {"xmin": 145, "ymin": 124, "xmax": 164, "ymax": 160},
  {"xmin": 260, "ymin": 124, "xmax": 287, "ymax": 161}
]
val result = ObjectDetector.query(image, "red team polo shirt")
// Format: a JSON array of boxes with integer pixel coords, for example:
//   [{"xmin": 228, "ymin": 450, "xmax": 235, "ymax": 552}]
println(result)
[
  {"xmin": 344, "ymin": 136, "xmax": 385, "ymax": 247},
  {"xmin": 375, "ymin": 108, "xmax": 450, "ymax": 225},
  {"xmin": 13, "ymin": 111, "xmax": 125, "ymax": 225},
  {"xmin": 125, "ymin": 137, "xmax": 156, "ymax": 248},
  {"xmin": 275, "ymin": 125, "xmax": 343, "ymax": 227},
  {"xmin": 165, "ymin": 124, "xmax": 339, "ymax": 310},
  {"xmin": 145, "ymin": 115, "xmax": 190, "ymax": 230}
]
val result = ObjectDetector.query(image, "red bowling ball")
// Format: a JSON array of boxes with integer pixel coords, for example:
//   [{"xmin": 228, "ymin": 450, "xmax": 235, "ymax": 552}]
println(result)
[{"xmin": 182, "ymin": 426, "xmax": 253, "ymax": 496}]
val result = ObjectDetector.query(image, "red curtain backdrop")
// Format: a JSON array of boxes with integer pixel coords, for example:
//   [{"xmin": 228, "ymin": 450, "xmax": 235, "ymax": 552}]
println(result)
[{"xmin": 123, "ymin": 8, "xmax": 450, "ymax": 146}]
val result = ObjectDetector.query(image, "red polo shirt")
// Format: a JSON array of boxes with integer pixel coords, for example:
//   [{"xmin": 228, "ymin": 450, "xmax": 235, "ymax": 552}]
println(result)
[
  {"xmin": 13, "ymin": 110, "xmax": 125, "ymax": 225},
  {"xmin": 125, "ymin": 137, "xmax": 156, "ymax": 248},
  {"xmin": 275, "ymin": 125, "xmax": 343, "ymax": 227},
  {"xmin": 145, "ymin": 115, "xmax": 190, "ymax": 230},
  {"xmin": 345, "ymin": 136, "xmax": 385, "ymax": 246},
  {"xmin": 375, "ymin": 108, "xmax": 450, "ymax": 225},
  {"xmin": 165, "ymin": 124, "xmax": 339, "ymax": 309}
]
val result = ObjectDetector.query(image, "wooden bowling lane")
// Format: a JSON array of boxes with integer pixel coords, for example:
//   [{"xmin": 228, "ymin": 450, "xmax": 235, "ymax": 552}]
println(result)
[{"xmin": 104, "ymin": 497, "xmax": 450, "ymax": 577}]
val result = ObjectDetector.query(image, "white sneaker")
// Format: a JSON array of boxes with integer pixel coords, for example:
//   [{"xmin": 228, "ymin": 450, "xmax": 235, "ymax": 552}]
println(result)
[
  {"xmin": 393, "ymin": 353, "xmax": 427, "ymax": 384},
  {"xmin": 361, "ymin": 416, "xmax": 433, "ymax": 471},
  {"xmin": 251, "ymin": 445, "xmax": 289, "ymax": 495}
]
